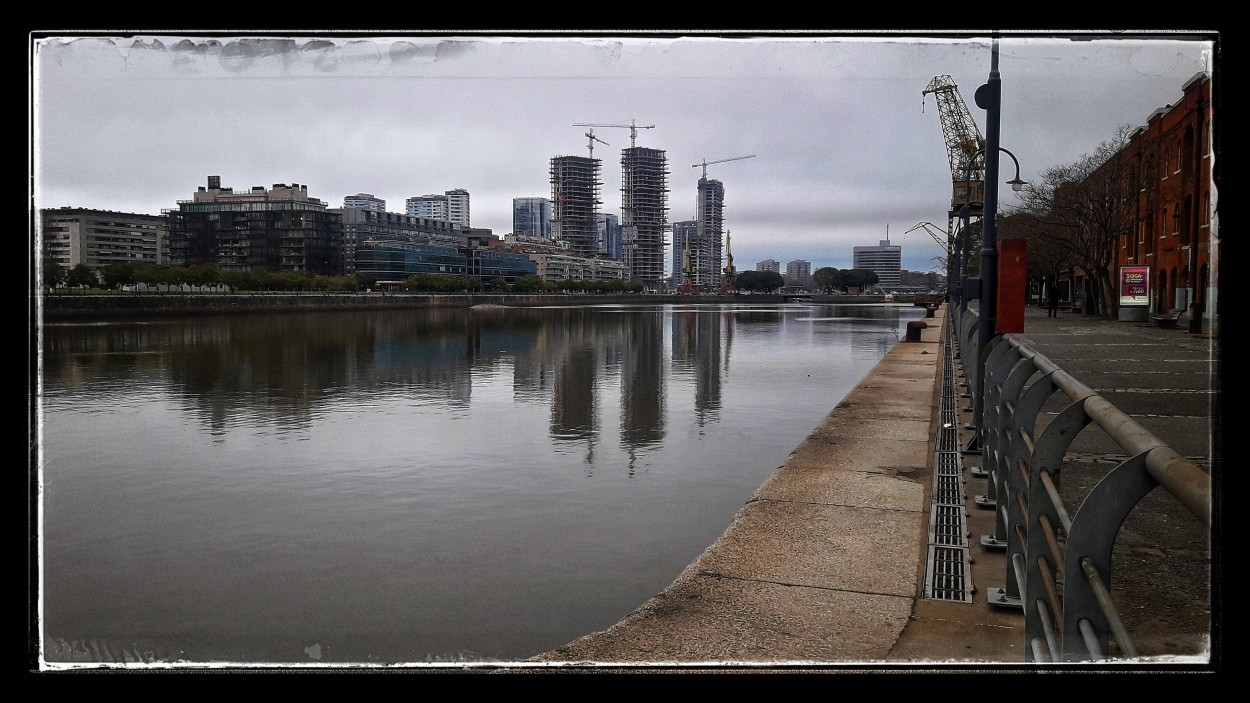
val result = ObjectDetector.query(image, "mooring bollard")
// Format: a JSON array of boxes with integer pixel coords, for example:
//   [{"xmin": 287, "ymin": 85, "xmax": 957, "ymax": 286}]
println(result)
[
  {"xmin": 925, "ymin": 305, "xmax": 937, "ymax": 318},
  {"xmin": 905, "ymin": 320, "xmax": 927, "ymax": 342}
]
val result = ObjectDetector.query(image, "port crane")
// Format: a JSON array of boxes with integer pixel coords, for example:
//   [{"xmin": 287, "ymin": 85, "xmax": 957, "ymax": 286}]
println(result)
[
  {"xmin": 922, "ymin": 75, "xmax": 985, "ymax": 214},
  {"xmin": 693, "ymin": 154, "xmax": 756, "ymax": 179},
  {"xmin": 904, "ymin": 221, "xmax": 952, "ymax": 269},
  {"xmin": 572, "ymin": 120, "xmax": 656, "ymax": 148},
  {"xmin": 718, "ymin": 230, "xmax": 738, "ymax": 295}
]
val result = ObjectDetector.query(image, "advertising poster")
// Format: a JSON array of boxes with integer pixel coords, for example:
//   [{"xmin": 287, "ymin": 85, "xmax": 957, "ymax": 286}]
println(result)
[{"xmin": 1119, "ymin": 265, "xmax": 1150, "ymax": 306}]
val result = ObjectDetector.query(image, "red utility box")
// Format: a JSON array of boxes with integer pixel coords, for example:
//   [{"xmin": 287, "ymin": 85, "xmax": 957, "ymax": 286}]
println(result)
[{"xmin": 997, "ymin": 239, "xmax": 1027, "ymax": 333}]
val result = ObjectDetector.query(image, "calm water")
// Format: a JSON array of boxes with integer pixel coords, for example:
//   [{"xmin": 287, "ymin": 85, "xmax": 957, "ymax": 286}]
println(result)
[{"xmin": 36, "ymin": 302, "xmax": 922, "ymax": 666}]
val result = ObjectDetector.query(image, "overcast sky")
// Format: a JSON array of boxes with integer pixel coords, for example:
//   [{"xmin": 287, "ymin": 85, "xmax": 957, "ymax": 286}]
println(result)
[{"xmin": 30, "ymin": 30, "xmax": 1216, "ymax": 275}]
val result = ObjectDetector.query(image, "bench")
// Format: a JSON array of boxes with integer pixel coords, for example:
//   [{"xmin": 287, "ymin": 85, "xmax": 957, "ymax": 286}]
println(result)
[{"xmin": 1151, "ymin": 308, "xmax": 1184, "ymax": 328}]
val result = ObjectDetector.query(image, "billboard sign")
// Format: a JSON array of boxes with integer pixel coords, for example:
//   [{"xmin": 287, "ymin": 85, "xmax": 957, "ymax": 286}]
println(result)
[{"xmin": 1119, "ymin": 266, "xmax": 1150, "ymax": 306}]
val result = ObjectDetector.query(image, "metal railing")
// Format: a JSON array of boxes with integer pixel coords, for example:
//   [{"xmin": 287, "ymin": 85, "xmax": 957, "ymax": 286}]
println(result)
[{"xmin": 953, "ymin": 309, "xmax": 1212, "ymax": 662}]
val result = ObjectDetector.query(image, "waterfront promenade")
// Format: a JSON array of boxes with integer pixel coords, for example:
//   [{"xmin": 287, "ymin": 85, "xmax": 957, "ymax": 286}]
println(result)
[{"xmin": 521, "ymin": 302, "xmax": 1217, "ymax": 671}]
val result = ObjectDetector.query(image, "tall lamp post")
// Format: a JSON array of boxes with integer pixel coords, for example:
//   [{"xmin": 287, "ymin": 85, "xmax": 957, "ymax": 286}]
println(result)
[{"xmin": 963, "ymin": 39, "xmax": 1026, "ymax": 451}]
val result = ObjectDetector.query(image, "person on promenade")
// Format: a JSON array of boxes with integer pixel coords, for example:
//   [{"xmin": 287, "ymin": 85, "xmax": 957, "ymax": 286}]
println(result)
[{"xmin": 1047, "ymin": 284, "xmax": 1060, "ymax": 317}]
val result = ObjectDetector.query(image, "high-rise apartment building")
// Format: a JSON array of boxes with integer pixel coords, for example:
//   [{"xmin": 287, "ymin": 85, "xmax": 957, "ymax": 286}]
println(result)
[
  {"xmin": 550, "ymin": 155, "xmax": 602, "ymax": 259},
  {"xmin": 165, "ymin": 176, "xmax": 342, "ymax": 275},
  {"xmin": 513, "ymin": 197, "xmax": 553, "ymax": 240},
  {"xmin": 852, "ymin": 239, "xmax": 902, "ymax": 287},
  {"xmin": 756, "ymin": 259, "xmax": 780, "ymax": 273},
  {"xmin": 690, "ymin": 177, "xmax": 725, "ymax": 289},
  {"xmin": 620, "ymin": 147, "xmax": 669, "ymax": 289},
  {"xmin": 445, "ymin": 188, "xmax": 470, "ymax": 227},
  {"xmin": 786, "ymin": 259, "xmax": 812, "ymax": 286},
  {"xmin": 406, "ymin": 190, "xmax": 470, "ymax": 226},
  {"xmin": 343, "ymin": 193, "xmax": 386, "ymax": 212},
  {"xmin": 40, "ymin": 207, "xmax": 166, "ymax": 271}
]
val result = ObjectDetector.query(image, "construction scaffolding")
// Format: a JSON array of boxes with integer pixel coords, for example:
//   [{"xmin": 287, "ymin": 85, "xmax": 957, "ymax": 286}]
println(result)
[
  {"xmin": 550, "ymin": 155, "xmax": 603, "ymax": 259},
  {"xmin": 621, "ymin": 147, "xmax": 670, "ymax": 290}
]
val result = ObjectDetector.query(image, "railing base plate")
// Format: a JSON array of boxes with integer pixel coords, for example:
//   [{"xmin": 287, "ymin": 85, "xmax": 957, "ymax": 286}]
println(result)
[
  {"xmin": 970, "ymin": 467, "xmax": 988, "ymax": 478},
  {"xmin": 974, "ymin": 495, "xmax": 994, "ymax": 508},
  {"xmin": 980, "ymin": 534, "xmax": 1007, "ymax": 550},
  {"xmin": 986, "ymin": 587, "xmax": 1023, "ymax": 610}
]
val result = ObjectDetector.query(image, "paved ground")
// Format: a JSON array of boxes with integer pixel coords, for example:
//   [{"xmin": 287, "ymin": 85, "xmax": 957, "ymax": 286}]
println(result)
[{"xmin": 512, "ymin": 302, "xmax": 1218, "ymax": 673}]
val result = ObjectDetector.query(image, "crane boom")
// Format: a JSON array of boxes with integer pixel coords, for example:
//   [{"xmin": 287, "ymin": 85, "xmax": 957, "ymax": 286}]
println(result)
[
  {"xmin": 573, "ymin": 120, "xmax": 655, "ymax": 147},
  {"xmin": 583, "ymin": 128, "xmax": 610, "ymax": 159},
  {"xmin": 693, "ymin": 154, "xmax": 756, "ymax": 179},
  {"xmin": 904, "ymin": 221, "xmax": 948, "ymax": 249},
  {"xmin": 922, "ymin": 75, "xmax": 985, "ymax": 211}
]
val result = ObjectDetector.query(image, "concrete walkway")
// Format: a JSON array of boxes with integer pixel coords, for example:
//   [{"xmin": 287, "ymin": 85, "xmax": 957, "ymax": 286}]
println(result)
[{"xmin": 519, "ymin": 304, "xmax": 1028, "ymax": 670}]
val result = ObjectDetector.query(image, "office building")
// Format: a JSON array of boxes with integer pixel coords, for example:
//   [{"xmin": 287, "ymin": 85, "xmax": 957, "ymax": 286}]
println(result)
[
  {"xmin": 598, "ymin": 213, "xmax": 622, "ymax": 260},
  {"xmin": 513, "ymin": 197, "xmax": 553, "ymax": 240},
  {"xmin": 336, "ymin": 207, "xmax": 466, "ymax": 275},
  {"xmin": 550, "ymin": 155, "xmax": 602, "ymax": 259},
  {"xmin": 671, "ymin": 220, "xmax": 697, "ymax": 287},
  {"xmin": 39, "ymin": 207, "xmax": 166, "ymax": 271},
  {"xmin": 343, "ymin": 193, "xmax": 386, "ymax": 212},
  {"xmin": 165, "ymin": 176, "xmax": 342, "ymax": 275},
  {"xmin": 852, "ymin": 238, "xmax": 902, "ymax": 287},
  {"xmin": 619, "ymin": 147, "xmax": 670, "ymax": 289},
  {"xmin": 756, "ymin": 259, "xmax": 780, "ymax": 273}
]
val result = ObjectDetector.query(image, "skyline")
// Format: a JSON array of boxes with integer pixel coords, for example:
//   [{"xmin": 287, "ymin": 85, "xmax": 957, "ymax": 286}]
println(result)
[{"xmin": 31, "ymin": 31, "xmax": 1217, "ymax": 275}]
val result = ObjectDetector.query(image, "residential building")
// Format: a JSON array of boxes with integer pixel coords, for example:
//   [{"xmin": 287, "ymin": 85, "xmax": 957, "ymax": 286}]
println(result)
[
  {"xmin": 336, "ymin": 207, "xmax": 466, "ymax": 275},
  {"xmin": 690, "ymin": 176, "xmax": 725, "ymax": 289},
  {"xmin": 343, "ymin": 193, "xmax": 386, "ymax": 212},
  {"xmin": 505, "ymin": 234, "xmax": 628, "ymax": 283},
  {"xmin": 620, "ymin": 147, "xmax": 670, "ymax": 289},
  {"xmin": 852, "ymin": 238, "xmax": 902, "ymax": 287},
  {"xmin": 786, "ymin": 259, "xmax": 812, "ymax": 287},
  {"xmin": 40, "ymin": 207, "xmax": 166, "ymax": 271},
  {"xmin": 406, "ymin": 194, "xmax": 448, "ymax": 220},
  {"xmin": 165, "ymin": 176, "xmax": 343, "ymax": 275},
  {"xmin": 513, "ymin": 197, "xmax": 553, "ymax": 240},
  {"xmin": 445, "ymin": 188, "xmax": 470, "ymax": 227},
  {"xmin": 550, "ymin": 155, "xmax": 602, "ymax": 259},
  {"xmin": 756, "ymin": 259, "xmax": 780, "ymax": 273}
]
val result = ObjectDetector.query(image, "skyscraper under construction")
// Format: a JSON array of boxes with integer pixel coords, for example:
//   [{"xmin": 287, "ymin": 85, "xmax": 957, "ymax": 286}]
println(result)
[
  {"xmin": 691, "ymin": 176, "xmax": 725, "ymax": 289},
  {"xmin": 550, "ymin": 155, "xmax": 602, "ymax": 259},
  {"xmin": 620, "ymin": 147, "xmax": 669, "ymax": 290}
]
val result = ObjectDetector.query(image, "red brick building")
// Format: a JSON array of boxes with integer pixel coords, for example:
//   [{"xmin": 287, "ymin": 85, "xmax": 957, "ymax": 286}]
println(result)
[{"xmin": 1110, "ymin": 71, "xmax": 1216, "ymax": 332}]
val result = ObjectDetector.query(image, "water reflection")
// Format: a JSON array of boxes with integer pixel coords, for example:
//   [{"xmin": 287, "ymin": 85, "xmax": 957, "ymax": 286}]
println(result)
[{"xmin": 37, "ymin": 302, "xmax": 923, "ymax": 664}]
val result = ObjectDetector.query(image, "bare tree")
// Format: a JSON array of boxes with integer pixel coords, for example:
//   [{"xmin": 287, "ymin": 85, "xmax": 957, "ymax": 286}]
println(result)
[{"xmin": 1008, "ymin": 124, "xmax": 1137, "ymax": 317}]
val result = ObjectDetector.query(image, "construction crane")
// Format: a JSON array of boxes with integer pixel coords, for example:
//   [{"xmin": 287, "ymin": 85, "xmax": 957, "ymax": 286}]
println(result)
[
  {"xmin": 677, "ymin": 235, "xmax": 699, "ymax": 295},
  {"xmin": 572, "ymin": 120, "xmax": 655, "ymax": 148},
  {"xmin": 922, "ymin": 75, "xmax": 985, "ymax": 213},
  {"xmin": 693, "ymin": 154, "xmax": 756, "ymax": 179},
  {"xmin": 583, "ymin": 128, "xmax": 609, "ymax": 159}
]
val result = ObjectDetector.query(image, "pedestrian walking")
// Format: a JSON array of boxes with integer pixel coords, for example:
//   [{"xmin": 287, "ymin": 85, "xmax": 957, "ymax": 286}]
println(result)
[{"xmin": 1047, "ymin": 285, "xmax": 1060, "ymax": 317}]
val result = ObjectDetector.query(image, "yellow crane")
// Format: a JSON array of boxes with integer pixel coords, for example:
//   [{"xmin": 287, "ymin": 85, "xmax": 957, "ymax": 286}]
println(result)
[
  {"xmin": 572, "ymin": 120, "xmax": 656, "ymax": 147},
  {"xmin": 718, "ymin": 230, "xmax": 738, "ymax": 295}
]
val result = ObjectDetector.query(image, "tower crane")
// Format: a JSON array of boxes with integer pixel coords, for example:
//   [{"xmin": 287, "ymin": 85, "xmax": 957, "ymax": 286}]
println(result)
[
  {"xmin": 922, "ymin": 75, "xmax": 985, "ymax": 214},
  {"xmin": 693, "ymin": 154, "xmax": 756, "ymax": 179},
  {"xmin": 583, "ymin": 128, "xmax": 610, "ymax": 159},
  {"xmin": 572, "ymin": 120, "xmax": 656, "ymax": 148}
]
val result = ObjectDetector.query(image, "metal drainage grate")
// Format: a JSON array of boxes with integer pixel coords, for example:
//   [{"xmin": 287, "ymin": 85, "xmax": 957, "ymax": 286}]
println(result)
[{"xmin": 925, "ymin": 545, "xmax": 975, "ymax": 602}]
